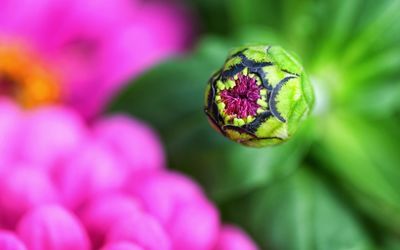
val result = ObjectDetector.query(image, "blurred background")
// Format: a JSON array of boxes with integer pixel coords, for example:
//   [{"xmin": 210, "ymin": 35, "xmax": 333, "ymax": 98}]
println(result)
[{"xmin": 1, "ymin": 0, "xmax": 400, "ymax": 249}]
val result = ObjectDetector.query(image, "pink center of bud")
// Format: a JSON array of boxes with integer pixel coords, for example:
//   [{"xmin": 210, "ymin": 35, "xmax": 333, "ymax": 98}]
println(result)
[{"xmin": 220, "ymin": 74, "xmax": 262, "ymax": 119}]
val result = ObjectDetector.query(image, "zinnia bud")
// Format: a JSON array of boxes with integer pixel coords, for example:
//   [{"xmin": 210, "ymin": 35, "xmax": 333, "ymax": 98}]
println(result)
[{"xmin": 204, "ymin": 45, "xmax": 314, "ymax": 147}]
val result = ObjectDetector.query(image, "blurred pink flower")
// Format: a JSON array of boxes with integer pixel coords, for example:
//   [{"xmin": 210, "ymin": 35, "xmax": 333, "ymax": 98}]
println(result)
[
  {"xmin": 0, "ymin": 0, "xmax": 190, "ymax": 117},
  {"xmin": 0, "ymin": 100, "xmax": 258, "ymax": 250}
]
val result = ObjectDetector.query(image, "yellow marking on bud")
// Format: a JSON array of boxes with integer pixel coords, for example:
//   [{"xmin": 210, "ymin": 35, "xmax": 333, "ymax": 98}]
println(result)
[
  {"xmin": 257, "ymin": 99, "xmax": 268, "ymax": 108},
  {"xmin": 243, "ymin": 67, "xmax": 248, "ymax": 76},
  {"xmin": 257, "ymin": 108, "xmax": 264, "ymax": 114},
  {"xmin": 260, "ymin": 89, "xmax": 267, "ymax": 96},
  {"xmin": 224, "ymin": 115, "xmax": 233, "ymax": 124},
  {"xmin": 234, "ymin": 118, "xmax": 245, "ymax": 126},
  {"xmin": 215, "ymin": 95, "xmax": 221, "ymax": 101},
  {"xmin": 225, "ymin": 79, "xmax": 236, "ymax": 89},
  {"xmin": 246, "ymin": 116, "xmax": 255, "ymax": 123},
  {"xmin": 217, "ymin": 102, "xmax": 226, "ymax": 111},
  {"xmin": 234, "ymin": 74, "xmax": 238, "ymax": 80},
  {"xmin": 216, "ymin": 80, "xmax": 225, "ymax": 90}
]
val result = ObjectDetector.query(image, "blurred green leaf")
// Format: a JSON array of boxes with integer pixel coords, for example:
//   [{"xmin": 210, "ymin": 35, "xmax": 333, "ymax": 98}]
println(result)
[
  {"xmin": 382, "ymin": 236, "xmax": 400, "ymax": 250},
  {"xmin": 313, "ymin": 112, "xmax": 400, "ymax": 235},
  {"xmin": 108, "ymin": 37, "xmax": 314, "ymax": 202},
  {"xmin": 349, "ymin": 82, "xmax": 400, "ymax": 119},
  {"xmin": 222, "ymin": 168, "xmax": 374, "ymax": 250}
]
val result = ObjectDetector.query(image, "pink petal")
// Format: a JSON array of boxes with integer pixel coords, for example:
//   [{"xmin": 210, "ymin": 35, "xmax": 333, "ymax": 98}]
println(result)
[
  {"xmin": 0, "ymin": 230, "xmax": 26, "ymax": 250},
  {"xmin": 52, "ymin": 141, "xmax": 125, "ymax": 210},
  {"xmin": 100, "ymin": 241, "xmax": 143, "ymax": 250},
  {"xmin": 100, "ymin": 2, "xmax": 191, "ymax": 85},
  {"xmin": 17, "ymin": 205, "xmax": 90, "ymax": 250},
  {"xmin": 214, "ymin": 225, "xmax": 258, "ymax": 250},
  {"xmin": 0, "ymin": 99, "xmax": 22, "ymax": 169},
  {"xmin": 168, "ymin": 200, "xmax": 220, "ymax": 250},
  {"xmin": 0, "ymin": 0, "xmax": 69, "ymax": 44},
  {"xmin": 127, "ymin": 170, "xmax": 205, "ymax": 224},
  {"xmin": 107, "ymin": 211, "xmax": 170, "ymax": 250},
  {"xmin": 0, "ymin": 166, "xmax": 59, "ymax": 228},
  {"xmin": 94, "ymin": 115, "xmax": 165, "ymax": 173},
  {"xmin": 126, "ymin": 171, "xmax": 220, "ymax": 249},
  {"xmin": 17, "ymin": 106, "xmax": 88, "ymax": 171},
  {"xmin": 79, "ymin": 193, "xmax": 142, "ymax": 249}
]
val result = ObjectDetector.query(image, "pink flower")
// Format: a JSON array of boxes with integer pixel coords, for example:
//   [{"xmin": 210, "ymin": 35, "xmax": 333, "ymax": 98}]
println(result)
[
  {"xmin": 0, "ymin": 101, "xmax": 258, "ymax": 250},
  {"xmin": 0, "ymin": 0, "xmax": 190, "ymax": 117}
]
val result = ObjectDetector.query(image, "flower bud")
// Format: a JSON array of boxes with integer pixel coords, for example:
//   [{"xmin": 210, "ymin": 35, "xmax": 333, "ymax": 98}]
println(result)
[{"xmin": 204, "ymin": 45, "xmax": 314, "ymax": 147}]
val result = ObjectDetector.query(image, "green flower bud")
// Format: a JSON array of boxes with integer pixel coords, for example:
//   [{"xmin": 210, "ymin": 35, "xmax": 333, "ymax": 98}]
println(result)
[{"xmin": 204, "ymin": 45, "xmax": 314, "ymax": 147}]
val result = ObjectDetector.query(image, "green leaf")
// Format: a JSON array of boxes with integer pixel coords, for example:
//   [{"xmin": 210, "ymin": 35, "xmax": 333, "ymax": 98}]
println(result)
[
  {"xmin": 222, "ymin": 168, "xmax": 374, "ymax": 250},
  {"xmin": 348, "ymin": 82, "xmax": 400, "ymax": 119},
  {"xmin": 382, "ymin": 235, "xmax": 400, "ymax": 250},
  {"xmin": 108, "ymin": 37, "xmax": 313, "ymax": 202},
  {"xmin": 313, "ymin": 112, "xmax": 400, "ymax": 234}
]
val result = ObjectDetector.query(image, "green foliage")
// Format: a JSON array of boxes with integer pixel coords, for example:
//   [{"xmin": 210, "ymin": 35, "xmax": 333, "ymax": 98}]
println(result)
[
  {"xmin": 222, "ymin": 168, "xmax": 374, "ymax": 250},
  {"xmin": 314, "ymin": 113, "xmax": 400, "ymax": 234}
]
